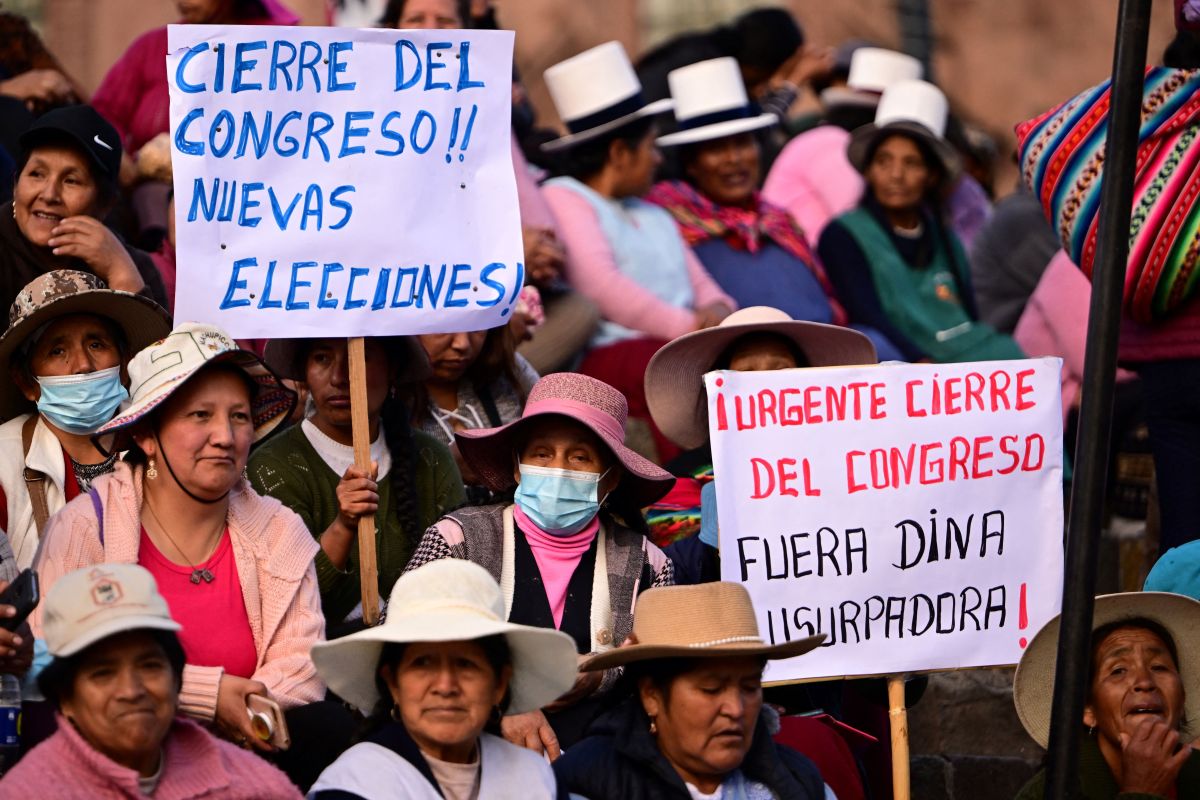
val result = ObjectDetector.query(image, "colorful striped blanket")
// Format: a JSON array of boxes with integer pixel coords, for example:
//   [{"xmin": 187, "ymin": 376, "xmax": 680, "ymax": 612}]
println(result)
[{"xmin": 1015, "ymin": 67, "xmax": 1200, "ymax": 323}]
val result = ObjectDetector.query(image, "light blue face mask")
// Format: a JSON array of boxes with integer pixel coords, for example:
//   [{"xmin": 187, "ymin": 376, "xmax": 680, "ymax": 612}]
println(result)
[
  {"xmin": 36, "ymin": 366, "xmax": 128, "ymax": 435},
  {"xmin": 514, "ymin": 464, "xmax": 610, "ymax": 536}
]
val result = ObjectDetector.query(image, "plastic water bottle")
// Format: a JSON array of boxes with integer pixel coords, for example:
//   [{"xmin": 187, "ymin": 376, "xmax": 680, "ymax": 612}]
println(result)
[{"xmin": 0, "ymin": 674, "xmax": 20, "ymax": 773}]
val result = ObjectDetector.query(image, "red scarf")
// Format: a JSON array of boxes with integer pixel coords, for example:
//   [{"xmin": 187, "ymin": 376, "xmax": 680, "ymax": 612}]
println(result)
[{"xmin": 646, "ymin": 180, "xmax": 846, "ymax": 324}]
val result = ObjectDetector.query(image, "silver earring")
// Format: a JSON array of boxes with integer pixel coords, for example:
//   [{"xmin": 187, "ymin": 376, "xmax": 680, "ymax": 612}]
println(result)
[{"xmin": 649, "ymin": 716, "xmax": 657, "ymax": 735}]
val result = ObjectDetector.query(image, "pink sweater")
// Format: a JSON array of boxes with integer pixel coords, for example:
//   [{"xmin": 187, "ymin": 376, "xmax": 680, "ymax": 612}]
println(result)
[
  {"xmin": 32, "ymin": 463, "xmax": 325, "ymax": 721},
  {"xmin": 1014, "ymin": 251, "xmax": 1136, "ymax": 421},
  {"xmin": 0, "ymin": 714, "xmax": 300, "ymax": 799},
  {"xmin": 542, "ymin": 183, "xmax": 734, "ymax": 342},
  {"xmin": 761, "ymin": 126, "xmax": 862, "ymax": 247}
]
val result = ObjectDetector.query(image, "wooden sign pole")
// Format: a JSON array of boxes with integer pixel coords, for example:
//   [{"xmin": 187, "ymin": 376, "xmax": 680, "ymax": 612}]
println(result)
[
  {"xmin": 347, "ymin": 336, "xmax": 380, "ymax": 626},
  {"xmin": 888, "ymin": 675, "xmax": 911, "ymax": 800}
]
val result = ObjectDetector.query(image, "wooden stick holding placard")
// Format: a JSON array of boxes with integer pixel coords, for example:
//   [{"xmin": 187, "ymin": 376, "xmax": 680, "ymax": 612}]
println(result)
[
  {"xmin": 888, "ymin": 675, "xmax": 910, "ymax": 800},
  {"xmin": 347, "ymin": 337, "xmax": 380, "ymax": 626}
]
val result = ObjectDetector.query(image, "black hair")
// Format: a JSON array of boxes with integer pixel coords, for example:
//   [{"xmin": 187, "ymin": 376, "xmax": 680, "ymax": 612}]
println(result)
[
  {"xmin": 1088, "ymin": 616, "xmax": 1181, "ymax": 685},
  {"xmin": 38, "ymin": 629, "xmax": 186, "ymax": 708},
  {"xmin": 731, "ymin": 8, "xmax": 804, "ymax": 76},
  {"xmin": 122, "ymin": 361, "xmax": 261, "ymax": 466},
  {"xmin": 713, "ymin": 332, "xmax": 811, "ymax": 371},
  {"xmin": 669, "ymin": 130, "xmax": 767, "ymax": 186},
  {"xmin": 379, "ymin": 0, "xmax": 471, "ymax": 27},
  {"xmin": 16, "ymin": 134, "xmax": 120, "ymax": 212},
  {"xmin": 358, "ymin": 635, "xmax": 512, "ymax": 740},
  {"xmin": 1164, "ymin": 31, "xmax": 1200, "ymax": 69},
  {"xmin": 411, "ymin": 326, "xmax": 527, "ymax": 428},
  {"xmin": 622, "ymin": 654, "xmax": 768, "ymax": 706},
  {"xmin": 381, "ymin": 376, "xmax": 423, "ymax": 550},
  {"xmin": 863, "ymin": 129, "xmax": 949, "ymax": 199},
  {"xmin": 13, "ymin": 313, "xmax": 130, "ymax": 389},
  {"xmin": 558, "ymin": 116, "xmax": 656, "ymax": 183}
]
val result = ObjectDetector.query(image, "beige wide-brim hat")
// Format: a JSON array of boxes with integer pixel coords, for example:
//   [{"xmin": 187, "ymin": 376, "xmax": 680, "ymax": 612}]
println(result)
[
  {"xmin": 262, "ymin": 336, "xmax": 431, "ymax": 384},
  {"xmin": 644, "ymin": 307, "xmax": 878, "ymax": 450},
  {"xmin": 311, "ymin": 560, "xmax": 579, "ymax": 715},
  {"xmin": 97, "ymin": 322, "xmax": 296, "ymax": 446},
  {"xmin": 1013, "ymin": 592, "xmax": 1200, "ymax": 749},
  {"xmin": 0, "ymin": 270, "xmax": 171, "ymax": 420},
  {"xmin": 583, "ymin": 582, "xmax": 824, "ymax": 672},
  {"xmin": 846, "ymin": 78, "xmax": 961, "ymax": 182}
]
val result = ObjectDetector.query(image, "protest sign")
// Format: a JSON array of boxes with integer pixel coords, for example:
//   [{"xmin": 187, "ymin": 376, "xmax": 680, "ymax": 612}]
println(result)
[
  {"xmin": 706, "ymin": 358, "xmax": 1065, "ymax": 683},
  {"xmin": 167, "ymin": 25, "xmax": 522, "ymax": 338}
]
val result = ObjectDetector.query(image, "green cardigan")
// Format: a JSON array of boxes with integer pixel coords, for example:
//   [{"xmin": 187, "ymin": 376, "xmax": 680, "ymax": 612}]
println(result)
[
  {"xmin": 249, "ymin": 424, "xmax": 466, "ymax": 624},
  {"xmin": 1015, "ymin": 734, "xmax": 1200, "ymax": 799}
]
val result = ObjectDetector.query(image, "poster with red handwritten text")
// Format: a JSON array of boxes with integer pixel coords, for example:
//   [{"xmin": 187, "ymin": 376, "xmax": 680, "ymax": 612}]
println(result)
[{"xmin": 706, "ymin": 358, "xmax": 1064, "ymax": 681}]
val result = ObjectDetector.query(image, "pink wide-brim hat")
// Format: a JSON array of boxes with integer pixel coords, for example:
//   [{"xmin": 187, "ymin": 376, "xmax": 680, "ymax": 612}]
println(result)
[{"xmin": 456, "ymin": 373, "xmax": 675, "ymax": 509}]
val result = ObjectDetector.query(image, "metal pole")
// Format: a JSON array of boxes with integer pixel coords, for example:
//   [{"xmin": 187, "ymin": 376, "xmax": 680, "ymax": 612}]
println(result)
[{"xmin": 1044, "ymin": 0, "xmax": 1151, "ymax": 797}]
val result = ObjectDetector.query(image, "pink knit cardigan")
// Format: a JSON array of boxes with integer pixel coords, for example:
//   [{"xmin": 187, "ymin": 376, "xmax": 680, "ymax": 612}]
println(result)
[
  {"xmin": 0, "ymin": 714, "xmax": 301, "ymax": 799},
  {"xmin": 32, "ymin": 463, "xmax": 325, "ymax": 720}
]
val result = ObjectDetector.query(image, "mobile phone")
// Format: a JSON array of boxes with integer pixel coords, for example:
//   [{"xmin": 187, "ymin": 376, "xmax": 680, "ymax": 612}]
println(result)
[
  {"xmin": 0, "ymin": 570, "xmax": 38, "ymax": 632},
  {"xmin": 246, "ymin": 694, "xmax": 290, "ymax": 750}
]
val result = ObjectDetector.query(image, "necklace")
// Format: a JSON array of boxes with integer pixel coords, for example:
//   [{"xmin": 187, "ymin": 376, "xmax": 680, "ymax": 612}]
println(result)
[
  {"xmin": 70, "ymin": 451, "xmax": 119, "ymax": 493},
  {"xmin": 143, "ymin": 498, "xmax": 223, "ymax": 585}
]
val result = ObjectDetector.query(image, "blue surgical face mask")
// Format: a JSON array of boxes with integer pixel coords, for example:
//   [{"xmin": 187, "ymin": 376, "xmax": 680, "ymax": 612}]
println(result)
[
  {"xmin": 36, "ymin": 366, "xmax": 128, "ymax": 435},
  {"xmin": 514, "ymin": 464, "xmax": 610, "ymax": 536}
]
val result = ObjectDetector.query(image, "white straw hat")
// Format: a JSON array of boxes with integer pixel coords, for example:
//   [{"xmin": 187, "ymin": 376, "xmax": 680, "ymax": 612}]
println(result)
[
  {"xmin": 43, "ymin": 564, "xmax": 181, "ymax": 658},
  {"xmin": 1013, "ymin": 592, "xmax": 1200, "ymax": 748},
  {"xmin": 310, "ymin": 560, "xmax": 579, "ymax": 714},
  {"xmin": 656, "ymin": 57, "xmax": 776, "ymax": 148},
  {"xmin": 819, "ymin": 48, "xmax": 924, "ymax": 110},
  {"xmin": 846, "ymin": 79, "xmax": 961, "ymax": 181},
  {"xmin": 541, "ymin": 41, "xmax": 673, "ymax": 152}
]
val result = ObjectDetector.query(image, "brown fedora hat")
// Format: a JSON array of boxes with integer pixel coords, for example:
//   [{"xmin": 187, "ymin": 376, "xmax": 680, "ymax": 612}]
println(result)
[
  {"xmin": 456, "ymin": 372, "xmax": 675, "ymax": 509},
  {"xmin": 644, "ymin": 307, "xmax": 878, "ymax": 450},
  {"xmin": 581, "ymin": 582, "xmax": 825, "ymax": 671},
  {"xmin": 262, "ymin": 336, "xmax": 430, "ymax": 384}
]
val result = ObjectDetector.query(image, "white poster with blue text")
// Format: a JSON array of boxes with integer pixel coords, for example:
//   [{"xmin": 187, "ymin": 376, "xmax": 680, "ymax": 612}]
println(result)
[
  {"xmin": 706, "ymin": 359, "xmax": 1065, "ymax": 682},
  {"xmin": 167, "ymin": 26, "xmax": 522, "ymax": 338}
]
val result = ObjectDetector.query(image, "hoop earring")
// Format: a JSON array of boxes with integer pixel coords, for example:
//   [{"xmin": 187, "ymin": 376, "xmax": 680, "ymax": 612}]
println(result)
[
  {"xmin": 146, "ymin": 458, "xmax": 158, "ymax": 480},
  {"xmin": 649, "ymin": 716, "xmax": 657, "ymax": 736}
]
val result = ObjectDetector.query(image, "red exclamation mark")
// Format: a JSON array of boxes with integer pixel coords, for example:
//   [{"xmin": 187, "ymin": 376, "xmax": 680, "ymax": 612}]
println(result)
[
  {"xmin": 1018, "ymin": 583, "xmax": 1029, "ymax": 648},
  {"xmin": 714, "ymin": 378, "xmax": 728, "ymax": 431}
]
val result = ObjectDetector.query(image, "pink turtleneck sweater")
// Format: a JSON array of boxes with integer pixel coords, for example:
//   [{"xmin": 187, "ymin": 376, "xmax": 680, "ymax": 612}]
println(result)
[{"xmin": 514, "ymin": 505, "xmax": 598, "ymax": 629}]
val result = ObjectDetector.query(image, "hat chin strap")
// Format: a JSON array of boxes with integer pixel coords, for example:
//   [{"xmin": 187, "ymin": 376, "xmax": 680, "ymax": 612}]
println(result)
[{"xmin": 153, "ymin": 433, "xmax": 231, "ymax": 505}]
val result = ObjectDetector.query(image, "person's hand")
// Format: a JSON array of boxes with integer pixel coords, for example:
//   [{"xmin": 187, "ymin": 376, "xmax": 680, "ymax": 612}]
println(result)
[
  {"xmin": 47, "ymin": 217, "xmax": 145, "ymax": 294},
  {"xmin": 0, "ymin": 582, "xmax": 32, "ymax": 676},
  {"xmin": 335, "ymin": 463, "xmax": 379, "ymax": 534},
  {"xmin": 544, "ymin": 654, "xmax": 602, "ymax": 713},
  {"xmin": 522, "ymin": 227, "xmax": 565, "ymax": 287},
  {"xmin": 0, "ymin": 69, "xmax": 74, "ymax": 109},
  {"xmin": 1117, "ymin": 716, "xmax": 1193, "ymax": 795},
  {"xmin": 501, "ymin": 709, "xmax": 561, "ymax": 760},
  {"xmin": 765, "ymin": 46, "xmax": 834, "ymax": 96},
  {"xmin": 693, "ymin": 302, "xmax": 732, "ymax": 331},
  {"xmin": 215, "ymin": 675, "xmax": 275, "ymax": 753}
]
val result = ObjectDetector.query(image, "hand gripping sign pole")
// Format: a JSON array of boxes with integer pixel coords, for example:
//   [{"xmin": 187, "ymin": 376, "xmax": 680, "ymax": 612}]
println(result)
[
  {"xmin": 348, "ymin": 337, "xmax": 380, "ymax": 626},
  {"xmin": 1043, "ymin": 0, "xmax": 1151, "ymax": 797}
]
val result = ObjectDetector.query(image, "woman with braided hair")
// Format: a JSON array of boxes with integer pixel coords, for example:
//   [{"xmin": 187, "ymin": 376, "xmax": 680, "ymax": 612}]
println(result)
[{"xmin": 249, "ymin": 337, "xmax": 466, "ymax": 634}]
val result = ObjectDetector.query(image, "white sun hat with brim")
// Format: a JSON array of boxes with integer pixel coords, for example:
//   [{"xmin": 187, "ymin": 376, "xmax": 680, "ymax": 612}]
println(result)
[
  {"xmin": 1013, "ymin": 591, "xmax": 1200, "ymax": 749},
  {"xmin": 43, "ymin": 564, "xmax": 181, "ymax": 658},
  {"xmin": 541, "ymin": 41, "xmax": 673, "ymax": 153},
  {"xmin": 96, "ymin": 322, "xmax": 296, "ymax": 447},
  {"xmin": 310, "ymin": 560, "xmax": 580, "ymax": 715},
  {"xmin": 656, "ymin": 57, "xmax": 776, "ymax": 148},
  {"xmin": 819, "ymin": 47, "xmax": 924, "ymax": 109},
  {"xmin": 846, "ymin": 79, "xmax": 962, "ymax": 181},
  {"xmin": 644, "ymin": 306, "xmax": 878, "ymax": 450}
]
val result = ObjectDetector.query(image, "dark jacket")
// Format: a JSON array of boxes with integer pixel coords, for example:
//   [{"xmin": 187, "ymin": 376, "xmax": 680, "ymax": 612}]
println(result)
[
  {"xmin": 1015, "ymin": 733, "xmax": 1200, "ymax": 799},
  {"xmin": 0, "ymin": 201, "xmax": 169, "ymax": 312},
  {"xmin": 553, "ymin": 696, "xmax": 825, "ymax": 800}
]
